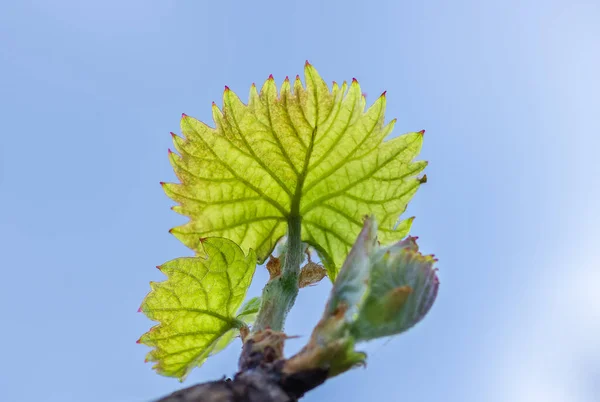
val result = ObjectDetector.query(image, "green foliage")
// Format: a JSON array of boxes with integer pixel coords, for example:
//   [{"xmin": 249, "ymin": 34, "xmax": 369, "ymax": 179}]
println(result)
[
  {"xmin": 303, "ymin": 217, "xmax": 438, "ymax": 371},
  {"xmin": 164, "ymin": 62, "xmax": 426, "ymax": 280},
  {"xmin": 138, "ymin": 238, "xmax": 256, "ymax": 380},
  {"xmin": 350, "ymin": 230, "xmax": 439, "ymax": 340},
  {"xmin": 324, "ymin": 216, "xmax": 378, "ymax": 322},
  {"xmin": 139, "ymin": 64, "xmax": 434, "ymax": 380},
  {"xmin": 209, "ymin": 296, "xmax": 261, "ymax": 357},
  {"xmin": 311, "ymin": 216, "xmax": 438, "ymax": 343}
]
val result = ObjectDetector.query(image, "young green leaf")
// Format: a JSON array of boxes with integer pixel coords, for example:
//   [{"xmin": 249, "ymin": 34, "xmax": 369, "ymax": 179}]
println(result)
[
  {"xmin": 324, "ymin": 216, "xmax": 377, "ymax": 325},
  {"xmin": 138, "ymin": 238, "xmax": 256, "ymax": 380},
  {"xmin": 350, "ymin": 237, "xmax": 439, "ymax": 341},
  {"xmin": 165, "ymin": 62, "xmax": 426, "ymax": 280},
  {"xmin": 235, "ymin": 295, "xmax": 261, "ymax": 323},
  {"xmin": 288, "ymin": 217, "xmax": 438, "ymax": 377}
]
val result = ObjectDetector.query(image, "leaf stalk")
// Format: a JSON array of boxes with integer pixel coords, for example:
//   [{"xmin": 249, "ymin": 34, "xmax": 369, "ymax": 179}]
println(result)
[{"xmin": 253, "ymin": 215, "xmax": 302, "ymax": 332}]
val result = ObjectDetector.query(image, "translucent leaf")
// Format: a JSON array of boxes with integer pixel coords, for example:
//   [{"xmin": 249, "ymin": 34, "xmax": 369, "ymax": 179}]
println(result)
[
  {"xmin": 236, "ymin": 296, "xmax": 261, "ymax": 322},
  {"xmin": 208, "ymin": 329, "xmax": 237, "ymax": 358},
  {"xmin": 208, "ymin": 296, "xmax": 262, "ymax": 357},
  {"xmin": 165, "ymin": 62, "xmax": 426, "ymax": 280},
  {"xmin": 138, "ymin": 238, "xmax": 256, "ymax": 380},
  {"xmin": 298, "ymin": 262, "xmax": 326, "ymax": 288}
]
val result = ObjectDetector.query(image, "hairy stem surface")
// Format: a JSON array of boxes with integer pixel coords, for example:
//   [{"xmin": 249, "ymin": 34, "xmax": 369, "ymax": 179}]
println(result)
[{"xmin": 254, "ymin": 215, "xmax": 302, "ymax": 332}]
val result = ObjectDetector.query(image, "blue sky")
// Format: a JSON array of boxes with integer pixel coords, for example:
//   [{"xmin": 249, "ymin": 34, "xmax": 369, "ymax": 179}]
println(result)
[{"xmin": 1, "ymin": 1, "xmax": 598, "ymax": 401}]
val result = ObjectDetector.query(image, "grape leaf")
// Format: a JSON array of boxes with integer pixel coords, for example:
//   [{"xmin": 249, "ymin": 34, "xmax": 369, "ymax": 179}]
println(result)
[
  {"xmin": 165, "ymin": 62, "xmax": 426, "ymax": 280},
  {"xmin": 138, "ymin": 238, "xmax": 256, "ymax": 380},
  {"xmin": 235, "ymin": 295, "xmax": 262, "ymax": 320},
  {"xmin": 209, "ymin": 296, "xmax": 261, "ymax": 357}
]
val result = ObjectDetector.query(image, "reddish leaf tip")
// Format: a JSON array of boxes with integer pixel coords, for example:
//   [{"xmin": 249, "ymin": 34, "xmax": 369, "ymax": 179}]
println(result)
[
  {"xmin": 144, "ymin": 359, "xmax": 148, "ymax": 363},
  {"xmin": 156, "ymin": 265, "xmax": 162, "ymax": 270},
  {"xmin": 419, "ymin": 174, "xmax": 428, "ymax": 184},
  {"xmin": 181, "ymin": 113, "xmax": 188, "ymax": 118},
  {"xmin": 295, "ymin": 74, "xmax": 301, "ymax": 80},
  {"xmin": 224, "ymin": 85, "xmax": 230, "ymax": 92},
  {"xmin": 159, "ymin": 181, "xmax": 165, "ymax": 186},
  {"xmin": 381, "ymin": 90, "xmax": 387, "ymax": 98},
  {"xmin": 305, "ymin": 60, "xmax": 311, "ymax": 67},
  {"xmin": 136, "ymin": 339, "xmax": 141, "ymax": 344},
  {"xmin": 170, "ymin": 132, "xmax": 176, "ymax": 138},
  {"xmin": 268, "ymin": 74, "xmax": 274, "ymax": 80},
  {"xmin": 352, "ymin": 78, "xmax": 358, "ymax": 84},
  {"xmin": 168, "ymin": 228, "xmax": 174, "ymax": 234},
  {"xmin": 284, "ymin": 76, "xmax": 290, "ymax": 82},
  {"xmin": 418, "ymin": 129, "xmax": 426, "ymax": 135},
  {"xmin": 167, "ymin": 148, "xmax": 173, "ymax": 154},
  {"xmin": 137, "ymin": 307, "xmax": 142, "ymax": 313},
  {"xmin": 212, "ymin": 101, "xmax": 217, "ymax": 106}
]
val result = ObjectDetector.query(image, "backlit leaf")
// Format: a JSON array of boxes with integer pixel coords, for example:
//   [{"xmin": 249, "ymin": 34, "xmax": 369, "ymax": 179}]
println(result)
[
  {"xmin": 138, "ymin": 238, "xmax": 256, "ymax": 380},
  {"xmin": 209, "ymin": 296, "xmax": 262, "ymax": 357},
  {"xmin": 165, "ymin": 63, "xmax": 426, "ymax": 280}
]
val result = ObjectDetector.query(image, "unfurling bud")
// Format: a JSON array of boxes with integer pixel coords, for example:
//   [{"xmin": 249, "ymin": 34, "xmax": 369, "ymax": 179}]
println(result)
[
  {"xmin": 350, "ymin": 236, "xmax": 439, "ymax": 341},
  {"xmin": 291, "ymin": 217, "xmax": 439, "ymax": 378}
]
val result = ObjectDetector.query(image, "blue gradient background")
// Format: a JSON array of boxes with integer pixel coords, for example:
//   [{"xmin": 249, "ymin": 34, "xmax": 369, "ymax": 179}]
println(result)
[{"xmin": 1, "ymin": 1, "xmax": 598, "ymax": 401}]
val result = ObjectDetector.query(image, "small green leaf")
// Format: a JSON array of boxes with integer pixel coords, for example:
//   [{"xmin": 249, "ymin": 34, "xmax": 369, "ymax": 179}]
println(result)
[
  {"xmin": 293, "ymin": 218, "xmax": 438, "ymax": 377},
  {"xmin": 325, "ymin": 216, "xmax": 377, "ymax": 323},
  {"xmin": 351, "ymin": 237, "xmax": 439, "ymax": 341},
  {"xmin": 138, "ymin": 238, "xmax": 256, "ymax": 380},
  {"xmin": 236, "ymin": 296, "xmax": 261, "ymax": 322},
  {"xmin": 165, "ymin": 63, "xmax": 426, "ymax": 280}
]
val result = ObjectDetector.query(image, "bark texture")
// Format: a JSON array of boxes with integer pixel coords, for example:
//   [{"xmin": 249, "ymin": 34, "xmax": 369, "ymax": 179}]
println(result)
[{"xmin": 155, "ymin": 336, "xmax": 328, "ymax": 402}]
